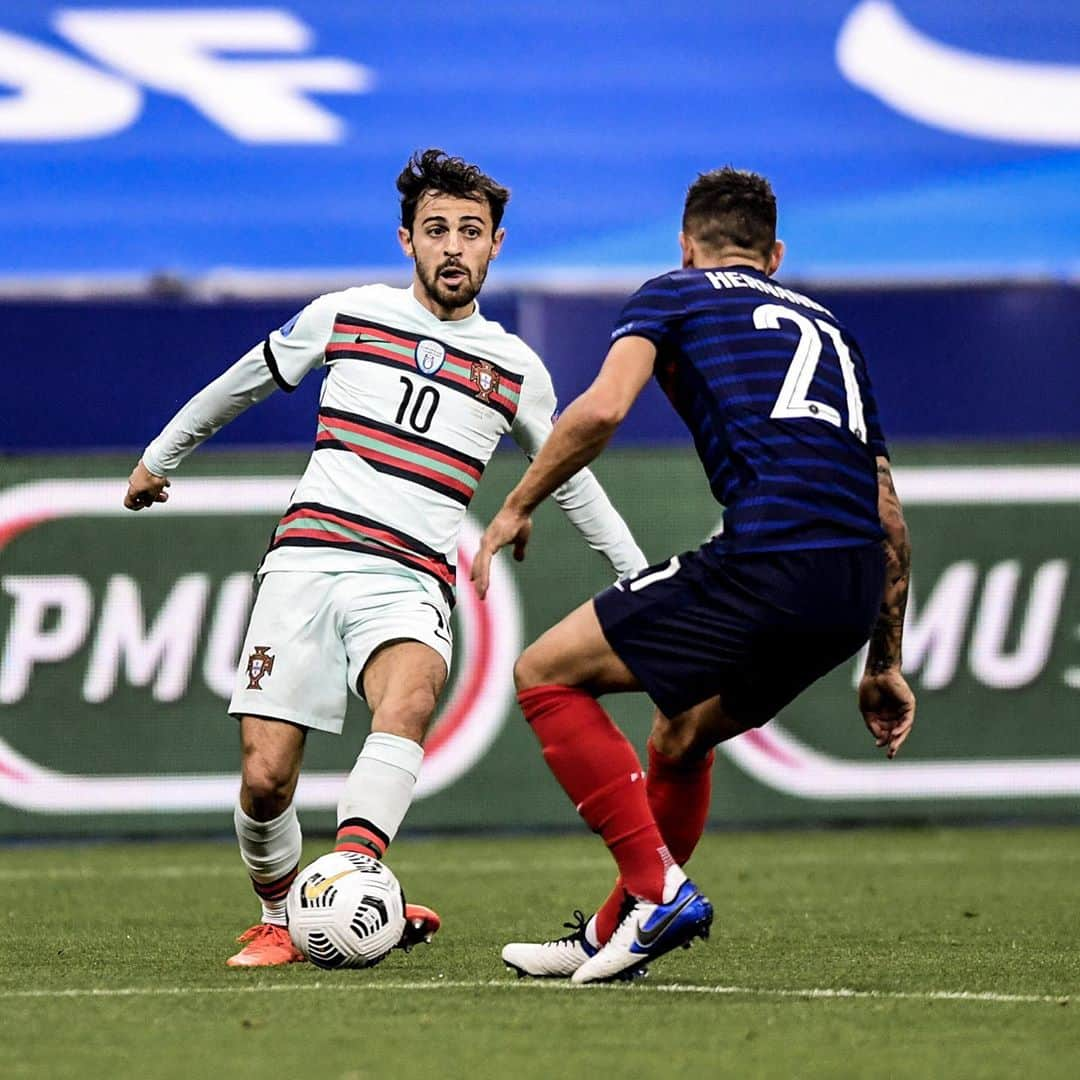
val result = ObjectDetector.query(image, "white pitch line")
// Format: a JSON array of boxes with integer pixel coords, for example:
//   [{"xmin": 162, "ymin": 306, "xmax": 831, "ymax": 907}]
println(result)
[{"xmin": 0, "ymin": 979, "xmax": 1069, "ymax": 1006}]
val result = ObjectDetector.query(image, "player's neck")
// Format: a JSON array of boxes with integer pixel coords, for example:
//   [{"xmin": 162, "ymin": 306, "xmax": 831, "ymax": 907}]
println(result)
[
  {"xmin": 691, "ymin": 250, "xmax": 768, "ymax": 273},
  {"xmin": 410, "ymin": 281, "xmax": 478, "ymax": 322}
]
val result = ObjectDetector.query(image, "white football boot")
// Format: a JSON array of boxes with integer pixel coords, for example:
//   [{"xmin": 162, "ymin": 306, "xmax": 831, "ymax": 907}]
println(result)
[
  {"xmin": 502, "ymin": 910, "xmax": 601, "ymax": 978},
  {"xmin": 571, "ymin": 867, "xmax": 713, "ymax": 985}
]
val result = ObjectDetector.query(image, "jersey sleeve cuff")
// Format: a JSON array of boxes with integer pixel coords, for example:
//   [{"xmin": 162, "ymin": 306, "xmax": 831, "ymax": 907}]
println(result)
[
  {"xmin": 263, "ymin": 339, "xmax": 297, "ymax": 393},
  {"xmin": 610, "ymin": 326, "xmax": 665, "ymax": 347},
  {"xmin": 140, "ymin": 445, "xmax": 170, "ymax": 476}
]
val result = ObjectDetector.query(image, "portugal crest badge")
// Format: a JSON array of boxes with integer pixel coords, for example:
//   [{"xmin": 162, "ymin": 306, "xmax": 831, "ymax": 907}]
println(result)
[
  {"xmin": 470, "ymin": 360, "xmax": 500, "ymax": 403},
  {"xmin": 246, "ymin": 645, "xmax": 275, "ymax": 690}
]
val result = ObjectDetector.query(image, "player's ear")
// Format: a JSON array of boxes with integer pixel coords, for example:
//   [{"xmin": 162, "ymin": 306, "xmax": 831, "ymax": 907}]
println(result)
[
  {"xmin": 679, "ymin": 231, "xmax": 694, "ymax": 268},
  {"xmin": 490, "ymin": 227, "xmax": 506, "ymax": 259},
  {"xmin": 768, "ymin": 240, "xmax": 785, "ymax": 276},
  {"xmin": 398, "ymin": 226, "xmax": 415, "ymax": 258}
]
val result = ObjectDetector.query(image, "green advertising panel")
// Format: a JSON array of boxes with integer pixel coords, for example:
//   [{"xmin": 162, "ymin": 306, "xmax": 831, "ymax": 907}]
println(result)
[{"xmin": 1, "ymin": 444, "xmax": 1078, "ymax": 837}]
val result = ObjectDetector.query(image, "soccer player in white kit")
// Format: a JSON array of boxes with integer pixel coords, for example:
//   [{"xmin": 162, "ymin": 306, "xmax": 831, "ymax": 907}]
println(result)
[{"xmin": 124, "ymin": 150, "xmax": 647, "ymax": 967}]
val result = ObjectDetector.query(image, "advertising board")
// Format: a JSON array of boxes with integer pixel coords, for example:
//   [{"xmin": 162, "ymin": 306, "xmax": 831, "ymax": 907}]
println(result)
[{"xmin": 2, "ymin": 447, "xmax": 1077, "ymax": 835}]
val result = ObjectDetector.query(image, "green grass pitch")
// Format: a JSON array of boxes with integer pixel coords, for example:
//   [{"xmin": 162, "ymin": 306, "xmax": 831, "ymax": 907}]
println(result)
[{"xmin": 3, "ymin": 826, "xmax": 1078, "ymax": 1079}]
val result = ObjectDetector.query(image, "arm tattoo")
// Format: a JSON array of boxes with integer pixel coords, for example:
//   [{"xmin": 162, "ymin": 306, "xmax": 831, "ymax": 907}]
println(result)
[{"xmin": 867, "ymin": 460, "xmax": 911, "ymax": 676}]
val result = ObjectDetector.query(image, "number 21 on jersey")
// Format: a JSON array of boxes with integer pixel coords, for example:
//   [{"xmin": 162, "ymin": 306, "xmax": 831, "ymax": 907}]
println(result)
[{"xmin": 753, "ymin": 303, "xmax": 867, "ymax": 443}]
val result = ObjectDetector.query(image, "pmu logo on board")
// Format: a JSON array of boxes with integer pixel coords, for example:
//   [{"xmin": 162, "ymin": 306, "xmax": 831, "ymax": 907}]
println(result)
[{"xmin": 0, "ymin": 478, "xmax": 521, "ymax": 814}]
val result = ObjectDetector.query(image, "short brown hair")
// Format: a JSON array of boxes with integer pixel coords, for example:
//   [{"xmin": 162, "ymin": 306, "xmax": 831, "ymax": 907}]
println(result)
[
  {"xmin": 682, "ymin": 167, "xmax": 776, "ymax": 258},
  {"xmin": 397, "ymin": 148, "xmax": 511, "ymax": 233}
]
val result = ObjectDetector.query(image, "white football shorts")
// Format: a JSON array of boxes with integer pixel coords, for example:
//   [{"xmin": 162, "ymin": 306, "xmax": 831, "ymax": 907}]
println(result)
[{"xmin": 228, "ymin": 569, "xmax": 454, "ymax": 734}]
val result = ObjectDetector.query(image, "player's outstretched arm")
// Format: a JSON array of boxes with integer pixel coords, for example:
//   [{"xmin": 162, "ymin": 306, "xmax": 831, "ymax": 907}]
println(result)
[
  {"xmin": 472, "ymin": 336, "xmax": 655, "ymax": 598},
  {"xmin": 859, "ymin": 456, "xmax": 915, "ymax": 758},
  {"xmin": 120, "ymin": 343, "xmax": 283, "ymax": 512},
  {"xmin": 547, "ymin": 466, "xmax": 647, "ymax": 578},
  {"xmin": 121, "ymin": 295, "xmax": 334, "ymax": 512}
]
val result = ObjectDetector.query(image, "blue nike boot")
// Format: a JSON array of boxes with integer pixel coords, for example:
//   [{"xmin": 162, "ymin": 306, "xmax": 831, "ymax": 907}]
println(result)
[{"xmin": 571, "ymin": 869, "xmax": 712, "ymax": 985}]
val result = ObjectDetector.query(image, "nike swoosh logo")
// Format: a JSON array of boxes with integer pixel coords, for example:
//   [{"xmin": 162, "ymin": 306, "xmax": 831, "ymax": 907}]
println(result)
[
  {"xmin": 837, "ymin": 1, "xmax": 1080, "ymax": 146},
  {"xmin": 303, "ymin": 869, "xmax": 355, "ymax": 901},
  {"xmin": 634, "ymin": 889, "xmax": 697, "ymax": 950}
]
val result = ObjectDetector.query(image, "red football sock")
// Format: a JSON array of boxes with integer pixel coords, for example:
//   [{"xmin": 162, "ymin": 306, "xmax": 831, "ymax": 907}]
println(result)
[
  {"xmin": 518, "ymin": 685, "xmax": 672, "ymax": 903},
  {"xmin": 646, "ymin": 739, "xmax": 715, "ymax": 864},
  {"xmin": 594, "ymin": 739, "xmax": 715, "ymax": 942}
]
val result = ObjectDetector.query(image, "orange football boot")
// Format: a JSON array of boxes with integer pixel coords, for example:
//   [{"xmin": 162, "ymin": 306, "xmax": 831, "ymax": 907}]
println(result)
[
  {"xmin": 399, "ymin": 904, "xmax": 442, "ymax": 951},
  {"xmin": 226, "ymin": 923, "xmax": 305, "ymax": 967}
]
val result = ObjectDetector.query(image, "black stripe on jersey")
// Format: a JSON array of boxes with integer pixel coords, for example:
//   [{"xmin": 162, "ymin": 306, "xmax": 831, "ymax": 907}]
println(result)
[
  {"xmin": 282, "ymin": 501, "xmax": 450, "ymax": 562},
  {"xmin": 325, "ymin": 344, "xmax": 518, "ymax": 425},
  {"xmin": 319, "ymin": 405, "xmax": 486, "ymax": 472},
  {"xmin": 314, "ymin": 439, "xmax": 473, "ymax": 507},
  {"xmin": 270, "ymin": 535, "xmax": 456, "ymax": 603},
  {"xmin": 263, "ymin": 339, "xmax": 297, "ymax": 393},
  {"xmin": 332, "ymin": 314, "xmax": 524, "ymax": 389}
]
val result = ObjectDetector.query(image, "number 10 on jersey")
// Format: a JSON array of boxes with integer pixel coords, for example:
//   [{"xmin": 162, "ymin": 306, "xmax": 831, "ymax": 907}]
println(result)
[{"xmin": 395, "ymin": 376, "xmax": 441, "ymax": 434}]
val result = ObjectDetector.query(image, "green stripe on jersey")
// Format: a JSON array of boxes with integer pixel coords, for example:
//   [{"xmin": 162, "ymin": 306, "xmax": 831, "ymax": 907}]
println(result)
[
  {"xmin": 318, "ymin": 422, "xmax": 479, "ymax": 491},
  {"xmin": 328, "ymin": 331, "xmax": 521, "ymax": 404},
  {"xmin": 275, "ymin": 515, "xmax": 360, "ymax": 545}
]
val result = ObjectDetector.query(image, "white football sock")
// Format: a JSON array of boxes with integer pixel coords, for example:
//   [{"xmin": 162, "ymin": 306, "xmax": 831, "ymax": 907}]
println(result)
[
  {"xmin": 661, "ymin": 863, "xmax": 689, "ymax": 903},
  {"xmin": 234, "ymin": 802, "xmax": 302, "ymax": 926},
  {"xmin": 335, "ymin": 732, "xmax": 424, "ymax": 857},
  {"xmin": 583, "ymin": 915, "xmax": 601, "ymax": 950}
]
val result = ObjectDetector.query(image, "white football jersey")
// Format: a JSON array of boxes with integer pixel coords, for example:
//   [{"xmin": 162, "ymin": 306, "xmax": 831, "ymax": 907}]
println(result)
[
  {"xmin": 143, "ymin": 284, "xmax": 646, "ymax": 597},
  {"xmin": 258, "ymin": 284, "xmax": 563, "ymax": 591}
]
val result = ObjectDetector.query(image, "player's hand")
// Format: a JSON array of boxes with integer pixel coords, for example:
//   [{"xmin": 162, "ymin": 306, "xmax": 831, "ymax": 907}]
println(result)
[
  {"xmin": 471, "ymin": 505, "xmax": 532, "ymax": 599},
  {"xmin": 124, "ymin": 460, "xmax": 171, "ymax": 511},
  {"xmin": 858, "ymin": 668, "xmax": 916, "ymax": 759}
]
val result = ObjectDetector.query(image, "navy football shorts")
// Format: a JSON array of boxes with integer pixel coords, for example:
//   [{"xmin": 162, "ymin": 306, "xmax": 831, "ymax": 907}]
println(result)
[{"xmin": 593, "ymin": 541, "xmax": 884, "ymax": 721}]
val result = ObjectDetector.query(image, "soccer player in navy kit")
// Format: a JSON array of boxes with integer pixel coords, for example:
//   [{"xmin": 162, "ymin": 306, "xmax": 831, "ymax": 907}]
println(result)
[{"xmin": 472, "ymin": 167, "xmax": 915, "ymax": 983}]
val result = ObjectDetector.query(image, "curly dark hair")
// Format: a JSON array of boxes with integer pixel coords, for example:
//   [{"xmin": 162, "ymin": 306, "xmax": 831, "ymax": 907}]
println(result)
[
  {"xmin": 397, "ymin": 148, "xmax": 511, "ymax": 233},
  {"xmin": 682, "ymin": 166, "xmax": 776, "ymax": 258}
]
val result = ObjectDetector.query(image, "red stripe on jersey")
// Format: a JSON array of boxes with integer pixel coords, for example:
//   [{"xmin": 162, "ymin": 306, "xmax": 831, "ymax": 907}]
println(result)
[
  {"xmin": 320, "ymin": 413, "xmax": 482, "ymax": 480},
  {"xmin": 278, "ymin": 506, "xmax": 436, "ymax": 555},
  {"xmin": 274, "ymin": 524, "xmax": 455, "ymax": 586},
  {"xmin": 327, "ymin": 327, "xmax": 522, "ymax": 417},
  {"xmin": 333, "ymin": 320, "xmax": 526, "ymax": 392},
  {"xmin": 315, "ymin": 432, "xmax": 475, "ymax": 499}
]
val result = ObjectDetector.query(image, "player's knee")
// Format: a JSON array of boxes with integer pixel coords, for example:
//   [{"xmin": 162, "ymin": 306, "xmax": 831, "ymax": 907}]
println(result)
[
  {"xmin": 373, "ymin": 685, "xmax": 437, "ymax": 738},
  {"xmin": 513, "ymin": 648, "xmax": 550, "ymax": 693},
  {"xmin": 650, "ymin": 713, "xmax": 714, "ymax": 762},
  {"xmin": 241, "ymin": 750, "xmax": 297, "ymax": 805},
  {"xmin": 650, "ymin": 716, "xmax": 692, "ymax": 760}
]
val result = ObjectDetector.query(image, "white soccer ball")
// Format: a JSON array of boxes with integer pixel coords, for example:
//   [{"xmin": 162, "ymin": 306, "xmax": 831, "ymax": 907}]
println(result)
[{"xmin": 286, "ymin": 850, "xmax": 406, "ymax": 969}]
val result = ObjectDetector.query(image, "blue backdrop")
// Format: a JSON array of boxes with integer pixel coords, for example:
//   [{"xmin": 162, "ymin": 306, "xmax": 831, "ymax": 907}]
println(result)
[
  {"xmin": 4, "ymin": 283, "xmax": 1077, "ymax": 451},
  {"xmin": 1, "ymin": 1, "xmax": 1078, "ymax": 282}
]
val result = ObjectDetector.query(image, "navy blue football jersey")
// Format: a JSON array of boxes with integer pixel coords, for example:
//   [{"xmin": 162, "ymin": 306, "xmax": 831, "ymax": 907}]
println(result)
[{"xmin": 613, "ymin": 265, "xmax": 887, "ymax": 552}]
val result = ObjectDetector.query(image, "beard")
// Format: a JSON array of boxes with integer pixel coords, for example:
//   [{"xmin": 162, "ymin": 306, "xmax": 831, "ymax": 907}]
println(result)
[{"xmin": 416, "ymin": 256, "xmax": 489, "ymax": 313}]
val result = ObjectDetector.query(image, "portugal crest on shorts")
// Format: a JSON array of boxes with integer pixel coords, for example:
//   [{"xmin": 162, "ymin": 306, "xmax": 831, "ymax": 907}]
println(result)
[
  {"xmin": 470, "ymin": 360, "xmax": 500, "ymax": 403},
  {"xmin": 246, "ymin": 645, "xmax": 275, "ymax": 690},
  {"xmin": 414, "ymin": 339, "xmax": 446, "ymax": 376}
]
